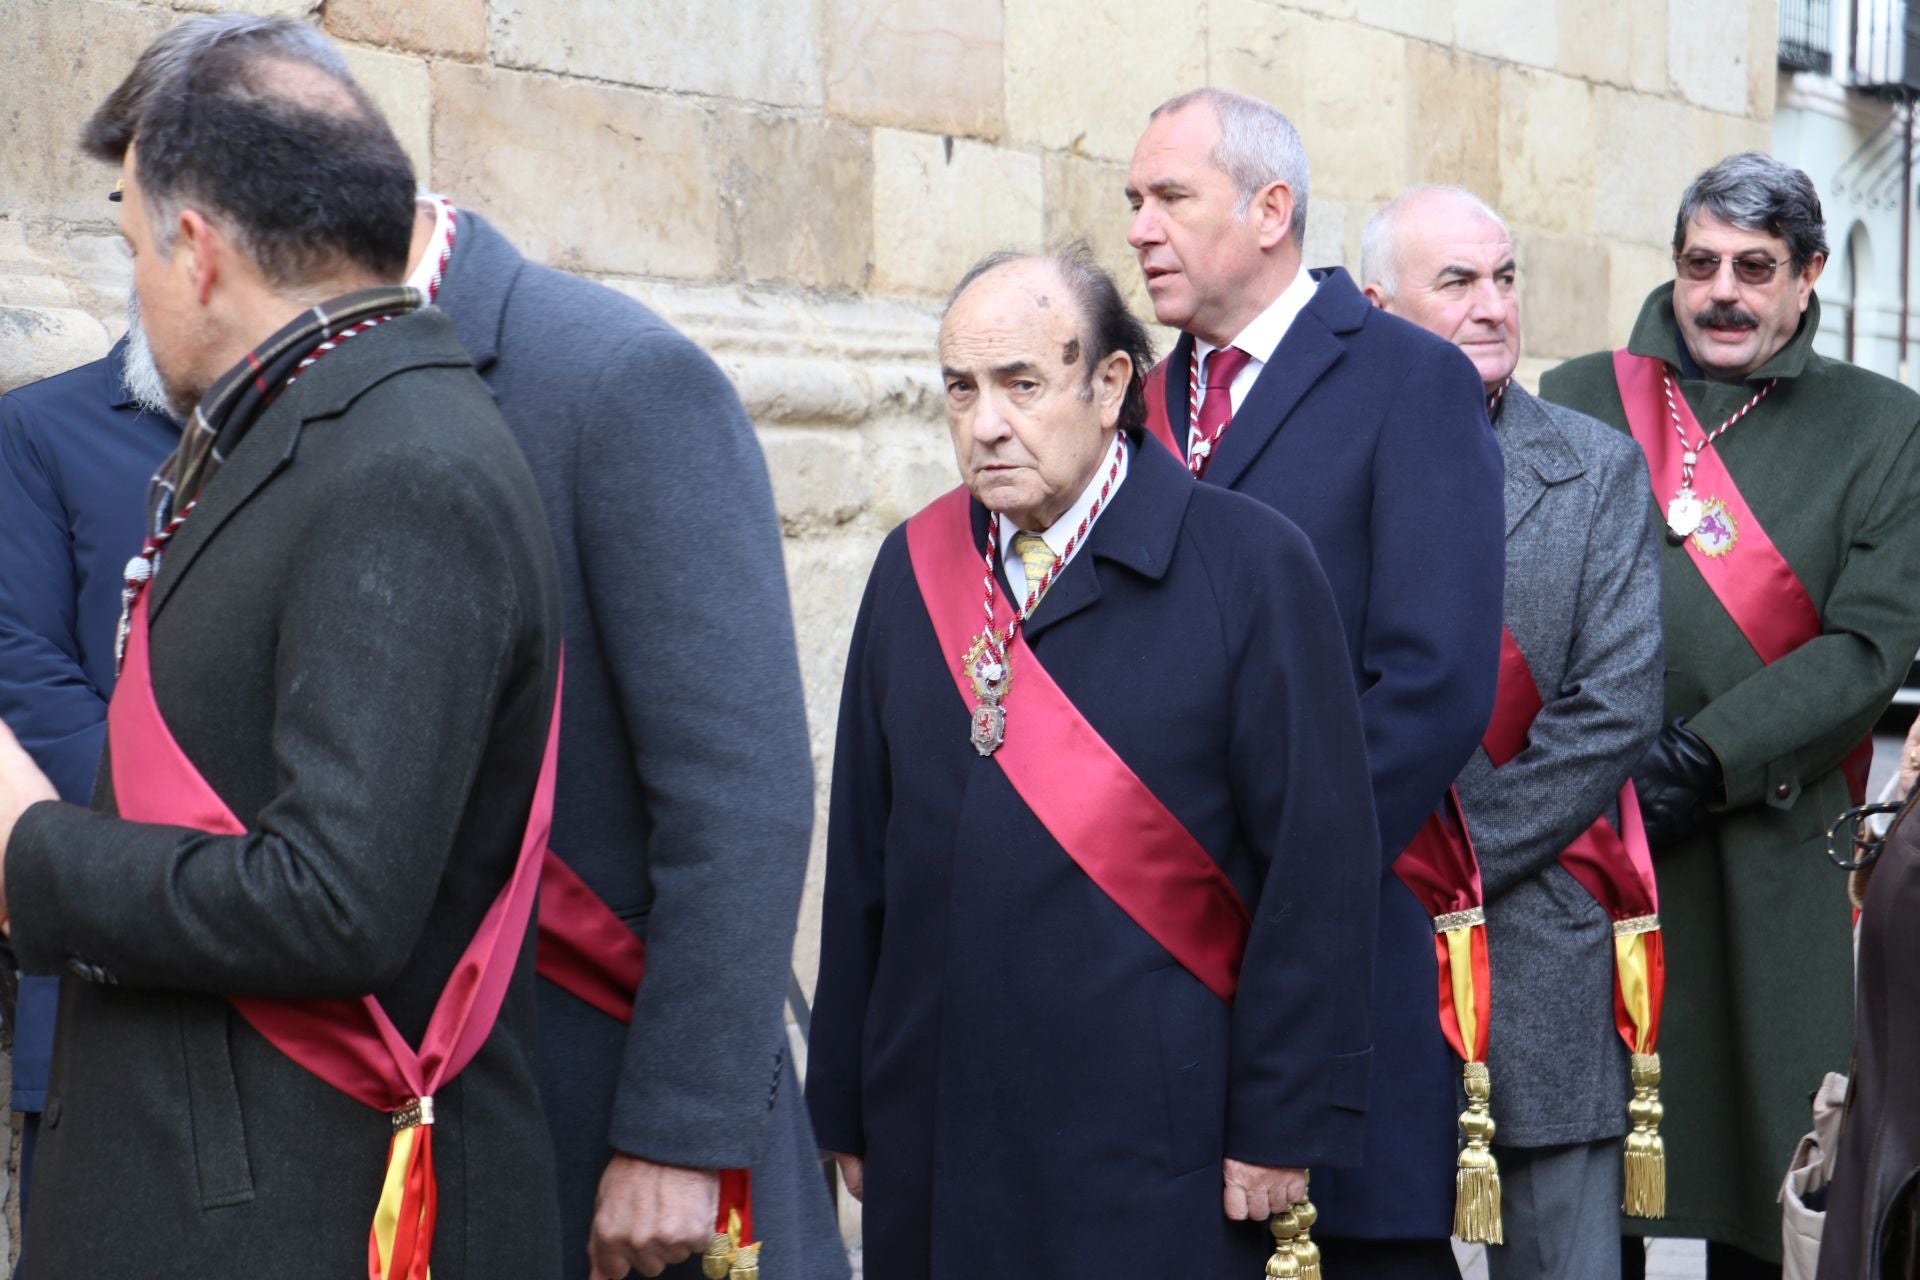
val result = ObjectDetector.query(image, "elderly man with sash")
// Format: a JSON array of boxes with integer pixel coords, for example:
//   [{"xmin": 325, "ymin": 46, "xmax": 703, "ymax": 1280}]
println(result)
[
  {"xmin": 1363, "ymin": 186, "xmax": 1666, "ymax": 1280},
  {"xmin": 806, "ymin": 248, "xmax": 1379, "ymax": 1279},
  {"xmin": 0, "ymin": 33, "xmax": 563, "ymax": 1280},
  {"xmin": 1542, "ymin": 152, "xmax": 1920, "ymax": 1277}
]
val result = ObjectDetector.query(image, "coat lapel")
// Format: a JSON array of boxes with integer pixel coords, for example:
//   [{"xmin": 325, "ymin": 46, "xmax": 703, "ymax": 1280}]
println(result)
[
  {"xmin": 147, "ymin": 405, "xmax": 302, "ymax": 624},
  {"xmin": 434, "ymin": 211, "xmax": 525, "ymax": 382},
  {"xmin": 1204, "ymin": 267, "xmax": 1366, "ymax": 492},
  {"xmin": 1496, "ymin": 385, "xmax": 1586, "ymax": 536}
]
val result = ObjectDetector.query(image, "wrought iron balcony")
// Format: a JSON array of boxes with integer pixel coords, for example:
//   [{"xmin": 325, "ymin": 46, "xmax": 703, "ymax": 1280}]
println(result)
[{"xmin": 1781, "ymin": 0, "xmax": 1835, "ymax": 72}]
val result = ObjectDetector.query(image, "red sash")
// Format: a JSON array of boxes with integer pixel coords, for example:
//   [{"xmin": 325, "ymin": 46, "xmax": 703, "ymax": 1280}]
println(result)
[
  {"xmin": 903, "ymin": 486, "xmax": 1250, "ymax": 1001},
  {"xmin": 1613, "ymin": 350, "xmax": 1870, "ymax": 802},
  {"xmin": 108, "ymin": 585, "xmax": 560, "ymax": 1280},
  {"xmin": 1144, "ymin": 359, "xmax": 1182, "ymax": 458}
]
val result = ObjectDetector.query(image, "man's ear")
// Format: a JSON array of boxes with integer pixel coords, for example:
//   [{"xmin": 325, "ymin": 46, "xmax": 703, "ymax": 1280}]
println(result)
[
  {"xmin": 176, "ymin": 208, "xmax": 220, "ymax": 306},
  {"xmin": 1796, "ymin": 251, "xmax": 1827, "ymax": 311},
  {"xmin": 1096, "ymin": 350, "xmax": 1132, "ymax": 429},
  {"xmin": 1362, "ymin": 281, "xmax": 1390, "ymax": 310},
  {"xmin": 1255, "ymin": 181, "xmax": 1295, "ymax": 251}
]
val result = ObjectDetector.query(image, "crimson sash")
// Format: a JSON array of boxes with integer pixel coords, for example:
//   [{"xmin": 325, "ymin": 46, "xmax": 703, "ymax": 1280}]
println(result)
[
  {"xmin": 1613, "ymin": 350, "xmax": 1871, "ymax": 802},
  {"xmin": 1144, "ymin": 359, "xmax": 1182, "ymax": 458},
  {"xmin": 108, "ymin": 585, "xmax": 560, "ymax": 1280},
  {"xmin": 903, "ymin": 486, "xmax": 1250, "ymax": 1001}
]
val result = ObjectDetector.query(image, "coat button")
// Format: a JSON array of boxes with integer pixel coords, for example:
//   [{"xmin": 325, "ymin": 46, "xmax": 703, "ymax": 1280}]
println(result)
[{"xmin": 1775, "ymin": 782, "xmax": 1792, "ymax": 799}]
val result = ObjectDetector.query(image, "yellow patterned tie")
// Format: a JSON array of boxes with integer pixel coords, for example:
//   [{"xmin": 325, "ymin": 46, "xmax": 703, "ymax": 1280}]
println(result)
[{"xmin": 1011, "ymin": 531, "xmax": 1059, "ymax": 604}]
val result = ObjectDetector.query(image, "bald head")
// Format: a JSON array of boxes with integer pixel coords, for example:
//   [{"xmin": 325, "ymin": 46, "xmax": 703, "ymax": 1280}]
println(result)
[{"xmin": 1361, "ymin": 187, "xmax": 1521, "ymax": 391}]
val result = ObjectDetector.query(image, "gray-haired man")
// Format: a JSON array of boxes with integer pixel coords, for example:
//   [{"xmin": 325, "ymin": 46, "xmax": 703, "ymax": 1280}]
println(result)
[
  {"xmin": 1543, "ymin": 153, "xmax": 1920, "ymax": 1275},
  {"xmin": 1362, "ymin": 186, "xmax": 1664, "ymax": 1280}
]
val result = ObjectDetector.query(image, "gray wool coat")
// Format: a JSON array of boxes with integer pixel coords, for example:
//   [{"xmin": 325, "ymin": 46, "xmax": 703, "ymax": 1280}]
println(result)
[
  {"xmin": 433, "ymin": 213, "xmax": 847, "ymax": 1280},
  {"xmin": 1455, "ymin": 383, "xmax": 1665, "ymax": 1148}
]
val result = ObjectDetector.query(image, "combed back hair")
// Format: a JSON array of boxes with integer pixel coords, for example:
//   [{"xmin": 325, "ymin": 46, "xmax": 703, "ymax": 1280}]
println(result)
[
  {"xmin": 1360, "ymin": 185, "xmax": 1511, "ymax": 297},
  {"xmin": 1149, "ymin": 88, "xmax": 1311, "ymax": 244},
  {"xmin": 1673, "ymin": 152, "xmax": 1829, "ymax": 271},
  {"xmin": 946, "ymin": 244, "xmax": 1158, "ymax": 437},
  {"xmin": 83, "ymin": 15, "xmax": 415, "ymax": 289}
]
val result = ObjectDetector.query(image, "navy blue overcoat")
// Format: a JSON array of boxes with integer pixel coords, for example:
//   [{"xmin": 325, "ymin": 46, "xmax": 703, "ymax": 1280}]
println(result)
[
  {"xmin": 808, "ymin": 435, "xmax": 1381, "ymax": 1279},
  {"xmin": 1155, "ymin": 268, "xmax": 1507, "ymax": 1238}
]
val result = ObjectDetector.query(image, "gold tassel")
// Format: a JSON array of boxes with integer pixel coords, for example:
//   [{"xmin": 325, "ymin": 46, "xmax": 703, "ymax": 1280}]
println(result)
[
  {"xmin": 1454, "ymin": 1062, "xmax": 1504, "ymax": 1244},
  {"xmin": 728, "ymin": 1241, "xmax": 761, "ymax": 1280},
  {"xmin": 703, "ymin": 1233, "xmax": 735, "ymax": 1280},
  {"xmin": 1291, "ymin": 1190, "xmax": 1321, "ymax": 1280},
  {"xmin": 1265, "ymin": 1206, "xmax": 1302, "ymax": 1278},
  {"xmin": 1622, "ymin": 1052, "xmax": 1667, "ymax": 1218}
]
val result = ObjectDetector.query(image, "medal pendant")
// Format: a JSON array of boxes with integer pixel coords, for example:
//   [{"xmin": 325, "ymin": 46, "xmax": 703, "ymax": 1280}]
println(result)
[
  {"xmin": 969, "ymin": 701, "xmax": 1006, "ymax": 756},
  {"xmin": 1665, "ymin": 489, "xmax": 1704, "ymax": 541}
]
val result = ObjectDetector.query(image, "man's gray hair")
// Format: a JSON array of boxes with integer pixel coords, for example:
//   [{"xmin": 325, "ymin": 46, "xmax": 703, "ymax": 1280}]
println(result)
[
  {"xmin": 1673, "ymin": 152, "xmax": 1828, "ymax": 270},
  {"xmin": 1360, "ymin": 185, "xmax": 1510, "ymax": 297},
  {"xmin": 1149, "ymin": 89, "xmax": 1311, "ymax": 245}
]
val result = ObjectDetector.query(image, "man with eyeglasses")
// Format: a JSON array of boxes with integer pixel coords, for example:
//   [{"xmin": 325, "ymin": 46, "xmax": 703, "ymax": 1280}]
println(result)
[{"xmin": 1542, "ymin": 152, "xmax": 1920, "ymax": 1278}]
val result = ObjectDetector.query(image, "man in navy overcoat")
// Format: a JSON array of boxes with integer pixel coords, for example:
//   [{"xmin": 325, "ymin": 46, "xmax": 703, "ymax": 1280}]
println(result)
[
  {"xmin": 807, "ymin": 250, "xmax": 1380, "ymax": 1279},
  {"xmin": 1127, "ymin": 90, "xmax": 1506, "ymax": 1276}
]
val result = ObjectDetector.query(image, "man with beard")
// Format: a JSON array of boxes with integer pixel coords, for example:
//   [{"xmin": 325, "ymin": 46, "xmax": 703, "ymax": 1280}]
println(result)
[
  {"xmin": 76, "ymin": 18, "xmax": 843, "ymax": 1280},
  {"xmin": 0, "ymin": 299, "xmax": 177, "ymax": 1226},
  {"xmin": 1541, "ymin": 152, "xmax": 1920, "ymax": 1276},
  {"xmin": 0, "ymin": 25, "xmax": 563, "ymax": 1277}
]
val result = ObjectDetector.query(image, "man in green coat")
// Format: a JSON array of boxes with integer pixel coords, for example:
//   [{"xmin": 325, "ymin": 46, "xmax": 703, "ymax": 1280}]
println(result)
[{"xmin": 1542, "ymin": 152, "xmax": 1920, "ymax": 1276}]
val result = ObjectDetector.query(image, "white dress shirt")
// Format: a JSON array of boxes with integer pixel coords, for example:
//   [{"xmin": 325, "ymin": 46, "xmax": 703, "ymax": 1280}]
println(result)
[
  {"xmin": 997, "ymin": 434, "xmax": 1130, "ymax": 602},
  {"xmin": 1188, "ymin": 266, "xmax": 1321, "ymax": 455}
]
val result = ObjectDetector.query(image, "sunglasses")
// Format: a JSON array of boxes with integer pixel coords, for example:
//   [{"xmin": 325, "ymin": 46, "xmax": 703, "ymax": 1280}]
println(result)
[{"xmin": 1673, "ymin": 251, "xmax": 1789, "ymax": 285}]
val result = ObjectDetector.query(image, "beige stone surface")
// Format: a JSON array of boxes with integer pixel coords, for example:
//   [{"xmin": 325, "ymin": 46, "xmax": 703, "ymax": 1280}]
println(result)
[
  {"xmin": 1303, "ymin": 197, "xmax": 1351, "ymax": 274},
  {"xmin": 825, "ymin": 0, "xmax": 1003, "ymax": 138},
  {"xmin": 1043, "ymin": 152, "xmax": 1157, "ymax": 318},
  {"xmin": 1607, "ymin": 241, "xmax": 1675, "ymax": 346},
  {"xmin": 1406, "ymin": 45, "xmax": 1501, "ymax": 194},
  {"xmin": 170, "ymin": 0, "xmax": 318, "ymax": 14},
  {"xmin": 0, "ymin": 0, "xmax": 169, "ymax": 226},
  {"xmin": 718, "ymin": 111, "xmax": 872, "ymax": 292},
  {"xmin": 1516, "ymin": 231, "xmax": 1611, "ymax": 359},
  {"xmin": 1354, "ymin": 0, "xmax": 1453, "ymax": 44},
  {"xmin": 1497, "ymin": 68, "xmax": 1595, "ymax": 236},
  {"xmin": 339, "ymin": 44, "xmax": 432, "ymax": 183},
  {"xmin": 1669, "ymin": 0, "xmax": 1750, "ymax": 115},
  {"xmin": 1555, "ymin": 0, "xmax": 1667, "ymax": 92},
  {"xmin": 326, "ymin": 0, "xmax": 486, "ymax": 59},
  {"xmin": 870, "ymin": 130, "xmax": 1045, "ymax": 296},
  {"xmin": 1747, "ymin": 0, "xmax": 1780, "ymax": 125},
  {"xmin": 1455, "ymin": 0, "xmax": 1558, "ymax": 70},
  {"xmin": 1004, "ymin": 0, "xmax": 1205, "ymax": 161},
  {"xmin": 489, "ymin": 0, "xmax": 824, "ymax": 108},
  {"xmin": 762, "ymin": 427, "xmax": 871, "ymax": 535},
  {"xmin": 0, "ymin": 225, "xmax": 112, "ymax": 394},
  {"xmin": 431, "ymin": 63, "xmax": 722, "ymax": 280},
  {"xmin": 1692, "ymin": 108, "xmax": 1770, "ymax": 175},
  {"xmin": 1593, "ymin": 86, "xmax": 1698, "ymax": 245},
  {"xmin": 1213, "ymin": 2, "xmax": 1409, "ymax": 204}
]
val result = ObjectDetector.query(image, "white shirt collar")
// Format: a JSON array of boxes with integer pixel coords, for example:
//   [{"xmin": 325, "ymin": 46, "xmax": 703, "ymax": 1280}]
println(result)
[
  {"xmin": 1195, "ymin": 264, "xmax": 1319, "ymax": 376},
  {"xmin": 404, "ymin": 191, "xmax": 455, "ymax": 296},
  {"xmin": 996, "ymin": 434, "xmax": 1129, "ymax": 600}
]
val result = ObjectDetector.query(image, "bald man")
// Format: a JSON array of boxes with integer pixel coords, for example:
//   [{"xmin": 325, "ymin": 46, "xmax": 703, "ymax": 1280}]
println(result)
[{"xmin": 1363, "ymin": 188, "xmax": 1665, "ymax": 1280}]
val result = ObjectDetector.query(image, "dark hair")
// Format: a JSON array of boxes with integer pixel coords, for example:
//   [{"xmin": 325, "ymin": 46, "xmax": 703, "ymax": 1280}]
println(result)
[
  {"xmin": 946, "ymin": 244, "xmax": 1158, "ymax": 436},
  {"xmin": 1673, "ymin": 152, "xmax": 1829, "ymax": 271},
  {"xmin": 84, "ymin": 16, "xmax": 415, "ymax": 288}
]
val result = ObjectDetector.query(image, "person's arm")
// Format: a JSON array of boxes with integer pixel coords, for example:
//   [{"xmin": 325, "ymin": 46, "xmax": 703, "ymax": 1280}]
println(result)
[
  {"xmin": 5, "ymin": 453, "xmax": 531, "ymax": 993},
  {"xmin": 572, "ymin": 328, "xmax": 815, "ymax": 1171},
  {"xmin": 1686, "ymin": 419, "xmax": 1920, "ymax": 810},
  {"xmin": 1358, "ymin": 342, "xmax": 1506, "ymax": 857},
  {"xmin": 1464, "ymin": 444, "xmax": 1666, "ymax": 898},
  {"xmin": 0, "ymin": 405, "xmax": 110, "ymax": 804},
  {"xmin": 1208, "ymin": 516, "xmax": 1380, "ymax": 1171}
]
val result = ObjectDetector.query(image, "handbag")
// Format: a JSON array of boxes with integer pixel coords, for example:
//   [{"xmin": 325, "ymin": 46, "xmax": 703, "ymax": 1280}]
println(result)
[{"xmin": 1780, "ymin": 1068, "xmax": 1851, "ymax": 1277}]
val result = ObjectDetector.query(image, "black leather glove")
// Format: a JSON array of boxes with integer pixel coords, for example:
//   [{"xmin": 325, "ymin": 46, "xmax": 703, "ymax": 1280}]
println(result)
[{"xmin": 1632, "ymin": 720, "xmax": 1725, "ymax": 853}]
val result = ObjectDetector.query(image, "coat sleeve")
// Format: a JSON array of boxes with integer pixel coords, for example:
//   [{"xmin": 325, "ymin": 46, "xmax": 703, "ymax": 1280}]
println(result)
[
  {"xmin": 1205, "ymin": 515, "xmax": 1381, "ymax": 1169},
  {"xmin": 1359, "ymin": 342, "xmax": 1506, "ymax": 857},
  {"xmin": 0, "ymin": 401, "xmax": 108, "ymax": 804},
  {"xmin": 1460, "ymin": 439, "xmax": 1666, "ymax": 899},
  {"xmin": 803, "ymin": 538, "xmax": 903, "ymax": 1156},
  {"xmin": 7, "ymin": 448, "xmax": 537, "ymax": 995},
  {"xmin": 571, "ymin": 328, "xmax": 815, "ymax": 1170},
  {"xmin": 1686, "ymin": 418, "xmax": 1920, "ymax": 809}
]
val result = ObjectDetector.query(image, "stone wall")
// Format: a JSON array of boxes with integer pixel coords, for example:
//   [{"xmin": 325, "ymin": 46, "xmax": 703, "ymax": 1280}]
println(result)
[{"xmin": 1, "ymin": 0, "xmax": 1778, "ymax": 1001}]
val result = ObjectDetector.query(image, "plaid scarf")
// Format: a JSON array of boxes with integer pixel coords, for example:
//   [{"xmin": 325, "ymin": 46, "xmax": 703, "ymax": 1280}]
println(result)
[{"xmin": 147, "ymin": 285, "xmax": 423, "ymax": 538}]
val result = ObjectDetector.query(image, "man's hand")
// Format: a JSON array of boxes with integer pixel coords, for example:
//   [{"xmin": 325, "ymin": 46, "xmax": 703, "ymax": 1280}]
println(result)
[
  {"xmin": 1222, "ymin": 1158, "xmax": 1307, "ymax": 1221},
  {"xmin": 0, "ymin": 719, "xmax": 59, "ymax": 930},
  {"xmin": 1632, "ymin": 719, "xmax": 1724, "ymax": 852},
  {"xmin": 830, "ymin": 1151, "xmax": 865, "ymax": 1202},
  {"xmin": 586, "ymin": 1154, "xmax": 720, "ymax": 1280}
]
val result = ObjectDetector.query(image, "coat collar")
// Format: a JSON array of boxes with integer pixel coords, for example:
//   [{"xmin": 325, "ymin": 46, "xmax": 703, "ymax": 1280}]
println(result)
[
  {"xmin": 1626, "ymin": 280, "xmax": 1824, "ymax": 384},
  {"xmin": 1165, "ymin": 266, "xmax": 1369, "ymax": 491},
  {"xmin": 1495, "ymin": 382, "xmax": 1586, "ymax": 534},
  {"xmin": 149, "ymin": 309, "xmax": 475, "ymax": 621},
  {"xmin": 431, "ymin": 209, "xmax": 527, "ymax": 378},
  {"xmin": 965, "ymin": 427, "xmax": 1192, "ymax": 640}
]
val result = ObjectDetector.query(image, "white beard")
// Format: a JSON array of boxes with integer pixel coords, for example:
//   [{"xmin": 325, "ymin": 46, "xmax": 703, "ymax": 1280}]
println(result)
[{"xmin": 121, "ymin": 292, "xmax": 181, "ymax": 421}]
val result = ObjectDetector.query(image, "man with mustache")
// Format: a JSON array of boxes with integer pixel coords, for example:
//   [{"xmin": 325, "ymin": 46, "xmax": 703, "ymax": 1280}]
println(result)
[
  {"xmin": 0, "ymin": 296, "xmax": 177, "ymax": 1230},
  {"xmin": 1542, "ymin": 152, "xmax": 1920, "ymax": 1277}
]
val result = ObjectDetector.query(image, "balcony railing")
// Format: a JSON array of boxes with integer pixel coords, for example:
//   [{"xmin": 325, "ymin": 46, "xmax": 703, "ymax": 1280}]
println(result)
[{"xmin": 1782, "ymin": 0, "xmax": 1835, "ymax": 71}]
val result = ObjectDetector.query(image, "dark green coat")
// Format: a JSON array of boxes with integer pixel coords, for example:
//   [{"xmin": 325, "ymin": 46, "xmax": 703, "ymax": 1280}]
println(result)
[{"xmin": 1539, "ymin": 285, "xmax": 1920, "ymax": 1260}]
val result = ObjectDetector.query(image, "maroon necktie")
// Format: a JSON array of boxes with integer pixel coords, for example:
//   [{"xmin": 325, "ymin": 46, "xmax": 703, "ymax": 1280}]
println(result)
[{"xmin": 1191, "ymin": 345, "xmax": 1253, "ymax": 478}]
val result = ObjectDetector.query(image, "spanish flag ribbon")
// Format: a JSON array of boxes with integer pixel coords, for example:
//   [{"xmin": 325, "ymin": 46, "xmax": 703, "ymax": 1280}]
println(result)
[
  {"xmin": 1394, "ymin": 788, "xmax": 1500, "ymax": 1244},
  {"xmin": 702, "ymin": 1170, "xmax": 758, "ymax": 1279}
]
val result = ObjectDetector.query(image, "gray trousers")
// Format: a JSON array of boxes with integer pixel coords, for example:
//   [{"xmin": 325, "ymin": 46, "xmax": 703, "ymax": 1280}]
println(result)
[{"xmin": 1486, "ymin": 1140, "xmax": 1623, "ymax": 1280}]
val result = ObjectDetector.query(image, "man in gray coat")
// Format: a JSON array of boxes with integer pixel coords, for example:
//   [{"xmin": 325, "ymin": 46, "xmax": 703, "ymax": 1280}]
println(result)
[{"xmin": 1363, "ymin": 186, "xmax": 1665, "ymax": 1280}]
